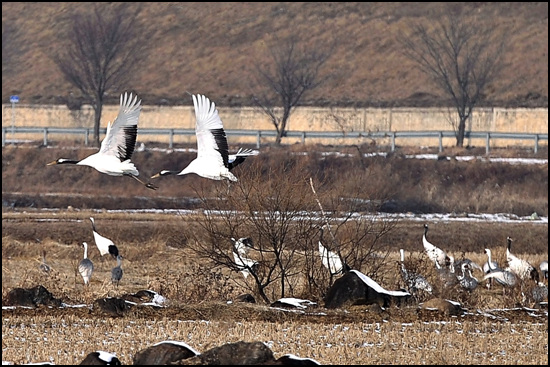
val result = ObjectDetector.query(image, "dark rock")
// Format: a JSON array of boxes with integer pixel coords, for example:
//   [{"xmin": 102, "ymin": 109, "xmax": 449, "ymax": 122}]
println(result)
[
  {"xmin": 133, "ymin": 341, "xmax": 199, "ymax": 365},
  {"xmin": 93, "ymin": 297, "xmax": 131, "ymax": 317},
  {"xmin": 4, "ymin": 285, "xmax": 62, "ymax": 308},
  {"xmin": 325, "ymin": 270, "xmax": 410, "ymax": 309},
  {"xmin": 176, "ymin": 341, "xmax": 275, "ymax": 365}
]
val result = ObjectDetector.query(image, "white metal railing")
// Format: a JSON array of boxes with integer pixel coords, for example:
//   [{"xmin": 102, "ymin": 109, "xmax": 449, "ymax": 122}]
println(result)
[{"xmin": 2, "ymin": 127, "xmax": 548, "ymax": 154}]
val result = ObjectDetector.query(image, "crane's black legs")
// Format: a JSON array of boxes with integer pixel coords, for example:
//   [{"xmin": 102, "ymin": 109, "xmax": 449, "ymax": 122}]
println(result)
[{"xmin": 126, "ymin": 174, "xmax": 159, "ymax": 190}]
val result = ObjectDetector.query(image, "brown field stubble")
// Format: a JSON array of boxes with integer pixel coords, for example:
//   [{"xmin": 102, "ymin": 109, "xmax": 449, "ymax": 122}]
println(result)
[
  {"xmin": 2, "ymin": 144, "xmax": 548, "ymax": 365},
  {"xmin": 2, "ymin": 210, "xmax": 548, "ymax": 365}
]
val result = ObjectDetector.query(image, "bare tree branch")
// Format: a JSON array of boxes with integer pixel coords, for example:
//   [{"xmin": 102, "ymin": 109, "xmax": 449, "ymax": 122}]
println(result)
[
  {"xmin": 52, "ymin": 4, "xmax": 151, "ymax": 146},
  {"xmin": 400, "ymin": 9, "xmax": 507, "ymax": 147},
  {"xmin": 252, "ymin": 35, "xmax": 335, "ymax": 145}
]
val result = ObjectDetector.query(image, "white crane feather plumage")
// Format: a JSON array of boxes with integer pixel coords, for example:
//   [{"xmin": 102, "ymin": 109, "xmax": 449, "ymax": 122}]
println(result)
[
  {"xmin": 319, "ymin": 241, "xmax": 347, "ymax": 275},
  {"xmin": 151, "ymin": 94, "xmax": 256, "ymax": 182},
  {"xmin": 47, "ymin": 92, "xmax": 157, "ymax": 190},
  {"xmin": 90, "ymin": 217, "xmax": 119, "ymax": 258},
  {"xmin": 505, "ymin": 236, "xmax": 539, "ymax": 283},
  {"xmin": 422, "ymin": 224, "xmax": 449, "ymax": 270}
]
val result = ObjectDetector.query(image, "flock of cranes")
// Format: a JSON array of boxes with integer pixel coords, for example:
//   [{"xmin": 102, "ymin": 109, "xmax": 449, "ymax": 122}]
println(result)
[
  {"xmin": 75, "ymin": 218, "xmax": 124, "ymax": 287},
  {"xmin": 41, "ymin": 91, "xmax": 547, "ymax": 306},
  {"xmin": 409, "ymin": 224, "xmax": 547, "ymax": 301}
]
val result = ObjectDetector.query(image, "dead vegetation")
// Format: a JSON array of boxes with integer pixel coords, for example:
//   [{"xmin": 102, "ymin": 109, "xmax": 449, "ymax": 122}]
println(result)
[{"xmin": 2, "ymin": 140, "xmax": 548, "ymax": 365}]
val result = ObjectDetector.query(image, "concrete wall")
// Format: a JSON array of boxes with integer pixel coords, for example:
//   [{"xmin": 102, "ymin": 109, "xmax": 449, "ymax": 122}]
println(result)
[{"xmin": 2, "ymin": 104, "xmax": 548, "ymax": 148}]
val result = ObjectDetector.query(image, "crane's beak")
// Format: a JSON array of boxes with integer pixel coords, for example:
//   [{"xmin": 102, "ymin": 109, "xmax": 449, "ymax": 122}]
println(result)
[
  {"xmin": 46, "ymin": 160, "xmax": 58, "ymax": 166},
  {"xmin": 151, "ymin": 173, "xmax": 161, "ymax": 179}
]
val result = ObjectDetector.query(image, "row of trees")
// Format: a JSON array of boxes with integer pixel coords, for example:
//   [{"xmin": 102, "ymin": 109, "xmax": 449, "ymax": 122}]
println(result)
[{"xmin": 2, "ymin": 4, "xmax": 508, "ymax": 148}]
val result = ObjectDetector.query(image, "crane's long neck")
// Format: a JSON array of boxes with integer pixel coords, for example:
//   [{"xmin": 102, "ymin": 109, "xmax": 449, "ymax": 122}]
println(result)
[
  {"xmin": 58, "ymin": 159, "xmax": 80, "ymax": 165},
  {"xmin": 83, "ymin": 243, "xmax": 88, "ymax": 259},
  {"xmin": 448, "ymin": 256, "xmax": 455, "ymax": 273},
  {"xmin": 486, "ymin": 250, "xmax": 493, "ymax": 267},
  {"xmin": 400, "ymin": 249, "xmax": 405, "ymax": 262}
]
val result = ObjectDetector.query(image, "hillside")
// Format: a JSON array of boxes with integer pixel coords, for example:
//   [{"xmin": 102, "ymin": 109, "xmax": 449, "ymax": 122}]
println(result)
[{"xmin": 1, "ymin": 2, "xmax": 548, "ymax": 108}]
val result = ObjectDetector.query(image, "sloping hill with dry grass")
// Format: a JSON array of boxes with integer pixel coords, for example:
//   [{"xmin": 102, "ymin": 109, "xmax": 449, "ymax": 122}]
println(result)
[{"xmin": 2, "ymin": 2, "xmax": 548, "ymax": 108}]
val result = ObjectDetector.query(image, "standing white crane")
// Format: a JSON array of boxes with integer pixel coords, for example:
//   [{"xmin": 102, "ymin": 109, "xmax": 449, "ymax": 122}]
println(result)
[
  {"xmin": 47, "ymin": 92, "xmax": 157, "ymax": 190},
  {"xmin": 540, "ymin": 260, "xmax": 548, "ymax": 282},
  {"xmin": 151, "ymin": 94, "xmax": 256, "ymax": 182},
  {"xmin": 78, "ymin": 242, "xmax": 94, "ymax": 286},
  {"xmin": 231, "ymin": 236, "xmax": 258, "ymax": 279},
  {"xmin": 90, "ymin": 217, "xmax": 119, "ymax": 259},
  {"xmin": 231, "ymin": 237, "xmax": 254, "ymax": 257},
  {"xmin": 505, "ymin": 237, "xmax": 539, "ymax": 283},
  {"xmin": 318, "ymin": 241, "xmax": 349, "ymax": 276},
  {"xmin": 422, "ymin": 224, "xmax": 449, "ymax": 270},
  {"xmin": 232, "ymin": 251, "xmax": 258, "ymax": 279}
]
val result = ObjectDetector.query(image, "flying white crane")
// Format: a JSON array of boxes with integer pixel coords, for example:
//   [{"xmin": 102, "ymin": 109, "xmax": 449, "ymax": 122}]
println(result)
[
  {"xmin": 78, "ymin": 242, "xmax": 94, "ymax": 286},
  {"xmin": 47, "ymin": 92, "xmax": 157, "ymax": 190},
  {"xmin": 505, "ymin": 236, "xmax": 539, "ymax": 283},
  {"xmin": 90, "ymin": 217, "xmax": 119, "ymax": 259},
  {"xmin": 151, "ymin": 94, "xmax": 256, "ymax": 182},
  {"xmin": 422, "ymin": 224, "xmax": 449, "ymax": 269}
]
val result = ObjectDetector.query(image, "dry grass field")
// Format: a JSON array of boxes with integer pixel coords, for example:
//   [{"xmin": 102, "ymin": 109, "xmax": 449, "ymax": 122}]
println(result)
[{"xmin": 2, "ymin": 209, "xmax": 549, "ymax": 365}]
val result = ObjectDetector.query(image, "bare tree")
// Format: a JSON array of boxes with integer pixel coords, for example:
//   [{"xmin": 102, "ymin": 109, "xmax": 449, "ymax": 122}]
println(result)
[
  {"xmin": 400, "ymin": 10, "xmax": 507, "ymax": 147},
  {"xmin": 185, "ymin": 157, "xmax": 320, "ymax": 304},
  {"xmin": 53, "ymin": 4, "xmax": 150, "ymax": 147},
  {"xmin": 252, "ymin": 35, "xmax": 335, "ymax": 145}
]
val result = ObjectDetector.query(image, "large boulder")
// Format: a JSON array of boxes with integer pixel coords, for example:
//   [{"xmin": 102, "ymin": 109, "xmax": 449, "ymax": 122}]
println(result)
[
  {"xmin": 133, "ymin": 341, "xmax": 199, "ymax": 365},
  {"xmin": 177, "ymin": 341, "xmax": 275, "ymax": 365},
  {"xmin": 325, "ymin": 270, "xmax": 410, "ymax": 309}
]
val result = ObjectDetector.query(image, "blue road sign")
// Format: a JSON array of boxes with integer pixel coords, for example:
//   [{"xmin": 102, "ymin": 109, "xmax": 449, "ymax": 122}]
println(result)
[{"xmin": 10, "ymin": 95, "xmax": 20, "ymax": 103}]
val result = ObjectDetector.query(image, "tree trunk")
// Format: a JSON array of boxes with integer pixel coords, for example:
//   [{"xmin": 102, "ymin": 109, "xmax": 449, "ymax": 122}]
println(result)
[
  {"xmin": 456, "ymin": 115, "xmax": 467, "ymax": 147},
  {"xmin": 93, "ymin": 104, "xmax": 102, "ymax": 147}
]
